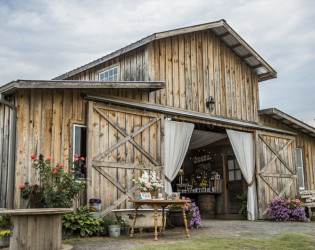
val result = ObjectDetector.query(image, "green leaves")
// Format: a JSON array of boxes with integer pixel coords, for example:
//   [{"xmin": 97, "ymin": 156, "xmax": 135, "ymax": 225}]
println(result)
[{"xmin": 62, "ymin": 206, "xmax": 104, "ymax": 237}]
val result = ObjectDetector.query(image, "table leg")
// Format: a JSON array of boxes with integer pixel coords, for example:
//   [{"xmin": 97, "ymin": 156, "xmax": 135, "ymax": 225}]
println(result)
[
  {"xmin": 130, "ymin": 204, "xmax": 140, "ymax": 238},
  {"xmin": 154, "ymin": 204, "xmax": 158, "ymax": 241},
  {"xmin": 182, "ymin": 206, "xmax": 190, "ymax": 238},
  {"xmin": 162, "ymin": 206, "xmax": 165, "ymax": 235}
]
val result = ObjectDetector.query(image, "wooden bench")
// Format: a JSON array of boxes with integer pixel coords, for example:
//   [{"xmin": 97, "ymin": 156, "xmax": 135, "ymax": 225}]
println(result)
[{"xmin": 299, "ymin": 190, "xmax": 315, "ymax": 218}]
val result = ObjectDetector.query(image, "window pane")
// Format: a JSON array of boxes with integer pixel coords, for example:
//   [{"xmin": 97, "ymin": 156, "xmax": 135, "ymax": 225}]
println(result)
[
  {"xmin": 228, "ymin": 160, "xmax": 234, "ymax": 170},
  {"xmin": 114, "ymin": 67, "xmax": 118, "ymax": 74},
  {"xmin": 296, "ymin": 148, "xmax": 305, "ymax": 189},
  {"xmin": 235, "ymin": 170, "xmax": 241, "ymax": 180},
  {"xmin": 114, "ymin": 75, "xmax": 118, "ymax": 81},
  {"xmin": 99, "ymin": 73, "xmax": 104, "ymax": 81},
  {"xmin": 109, "ymin": 76, "xmax": 113, "ymax": 81},
  {"xmin": 74, "ymin": 125, "xmax": 87, "ymax": 178},
  {"xmin": 235, "ymin": 160, "xmax": 240, "ymax": 170},
  {"xmin": 109, "ymin": 69, "xmax": 113, "ymax": 77},
  {"xmin": 229, "ymin": 171, "xmax": 234, "ymax": 181},
  {"xmin": 105, "ymin": 71, "xmax": 108, "ymax": 78}
]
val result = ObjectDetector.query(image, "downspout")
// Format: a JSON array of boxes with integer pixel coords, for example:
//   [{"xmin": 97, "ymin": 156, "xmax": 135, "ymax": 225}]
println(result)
[{"xmin": 0, "ymin": 93, "xmax": 17, "ymax": 209}]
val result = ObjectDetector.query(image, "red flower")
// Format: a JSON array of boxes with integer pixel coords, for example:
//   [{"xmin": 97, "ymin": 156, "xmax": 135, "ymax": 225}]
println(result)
[
  {"xmin": 20, "ymin": 184, "xmax": 25, "ymax": 189},
  {"xmin": 80, "ymin": 157, "xmax": 85, "ymax": 161},
  {"xmin": 31, "ymin": 155, "xmax": 36, "ymax": 160},
  {"xmin": 38, "ymin": 185, "xmax": 40, "ymax": 188},
  {"xmin": 74, "ymin": 154, "xmax": 78, "ymax": 157},
  {"xmin": 74, "ymin": 158, "xmax": 79, "ymax": 162},
  {"xmin": 62, "ymin": 190, "xmax": 65, "ymax": 193},
  {"xmin": 53, "ymin": 170, "xmax": 58, "ymax": 174},
  {"xmin": 59, "ymin": 164, "xmax": 64, "ymax": 167},
  {"xmin": 47, "ymin": 156, "xmax": 52, "ymax": 161}
]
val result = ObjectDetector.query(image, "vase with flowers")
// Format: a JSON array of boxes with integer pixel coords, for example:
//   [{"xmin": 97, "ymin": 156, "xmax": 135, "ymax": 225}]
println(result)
[{"xmin": 131, "ymin": 168, "xmax": 163, "ymax": 198}]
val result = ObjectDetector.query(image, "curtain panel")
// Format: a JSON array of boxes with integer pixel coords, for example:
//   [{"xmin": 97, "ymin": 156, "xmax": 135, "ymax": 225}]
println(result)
[
  {"xmin": 164, "ymin": 120, "xmax": 194, "ymax": 194},
  {"xmin": 226, "ymin": 129, "xmax": 258, "ymax": 221}
]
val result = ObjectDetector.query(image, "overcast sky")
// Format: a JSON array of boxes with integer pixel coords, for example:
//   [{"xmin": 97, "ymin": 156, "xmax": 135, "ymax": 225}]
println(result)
[{"xmin": 0, "ymin": 0, "xmax": 314, "ymax": 126}]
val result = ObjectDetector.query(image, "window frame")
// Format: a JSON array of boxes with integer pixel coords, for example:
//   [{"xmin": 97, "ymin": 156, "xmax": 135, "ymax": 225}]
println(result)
[
  {"xmin": 296, "ymin": 147, "xmax": 305, "ymax": 190},
  {"xmin": 227, "ymin": 158, "xmax": 242, "ymax": 182},
  {"xmin": 98, "ymin": 64, "xmax": 120, "ymax": 82},
  {"xmin": 72, "ymin": 123, "xmax": 87, "ymax": 161}
]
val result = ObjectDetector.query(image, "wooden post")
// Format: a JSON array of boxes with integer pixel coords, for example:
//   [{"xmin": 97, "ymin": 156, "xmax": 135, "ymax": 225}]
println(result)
[{"xmin": 222, "ymin": 154, "xmax": 228, "ymax": 214}]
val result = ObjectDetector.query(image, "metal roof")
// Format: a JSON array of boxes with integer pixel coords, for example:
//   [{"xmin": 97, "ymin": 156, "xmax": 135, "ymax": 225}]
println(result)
[
  {"xmin": 259, "ymin": 108, "xmax": 315, "ymax": 138},
  {"xmin": 54, "ymin": 19, "xmax": 277, "ymax": 82},
  {"xmin": 0, "ymin": 80, "xmax": 165, "ymax": 95}
]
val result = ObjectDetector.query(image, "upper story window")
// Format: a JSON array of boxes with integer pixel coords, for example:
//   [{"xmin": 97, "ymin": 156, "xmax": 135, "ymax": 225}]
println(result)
[
  {"xmin": 296, "ymin": 148, "xmax": 305, "ymax": 190},
  {"xmin": 99, "ymin": 66, "xmax": 119, "ymax": 81}
]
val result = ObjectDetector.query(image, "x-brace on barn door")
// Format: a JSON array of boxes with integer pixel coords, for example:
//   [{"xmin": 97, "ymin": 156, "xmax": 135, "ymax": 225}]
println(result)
[
  {"xmin": 256, "ymin": 131, "xmax": 297, "ymax": 219},
  {"xmin": 87, "ymin": 101, "xmax": 164, "ymax": 217}
]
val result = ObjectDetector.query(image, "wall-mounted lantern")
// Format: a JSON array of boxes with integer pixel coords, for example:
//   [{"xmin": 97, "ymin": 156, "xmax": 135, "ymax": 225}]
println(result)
[{"xmin": 206, "ymin": 96, "xmax": 215, "ymax": 112}]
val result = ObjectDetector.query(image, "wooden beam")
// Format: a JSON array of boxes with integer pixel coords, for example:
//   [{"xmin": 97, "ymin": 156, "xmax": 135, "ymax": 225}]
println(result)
[
  {"xmin": 252, "ymin": 64, "xmax": 263, "ymax": 69},
  {"xmin": 92, "ymin": 161, "xmax": 162, "ymax": 170},
  {"xmin": 218, "ymin": 32, "xmax": 230, "ymax": 38},
  {"xmin": 94, "ymin": 107, "xmax": 160, "ymax": 166},
  {"xmin": 241, "ymin": 54, "xmax": 253, "ymax": 60},
  {"xmin": 230, "ymin": 43, "xmax": 242, "ymax": 49}
]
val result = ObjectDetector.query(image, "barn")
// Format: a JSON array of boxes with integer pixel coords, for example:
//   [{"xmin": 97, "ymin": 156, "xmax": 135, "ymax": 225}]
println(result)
[{"xmin": 0, "ymin": 19, "xmax": 314, "ymax": 220}]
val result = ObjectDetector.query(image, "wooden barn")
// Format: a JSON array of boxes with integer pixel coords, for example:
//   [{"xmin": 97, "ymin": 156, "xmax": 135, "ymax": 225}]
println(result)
[{"xmin": 0, "ymin": 19, "xmax": 314, "ymax": 220}]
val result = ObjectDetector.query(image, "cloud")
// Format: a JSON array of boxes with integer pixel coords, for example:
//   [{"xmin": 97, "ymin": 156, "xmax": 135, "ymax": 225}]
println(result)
[{"xmin": 0, "ymin": 0, "xmax": 314, "ymax": 126}]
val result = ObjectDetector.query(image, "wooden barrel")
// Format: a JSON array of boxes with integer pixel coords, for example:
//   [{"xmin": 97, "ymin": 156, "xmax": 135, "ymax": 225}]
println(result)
[{"xmin": 198, "ymin": 194, "xmax": 216, "ymax": 219}]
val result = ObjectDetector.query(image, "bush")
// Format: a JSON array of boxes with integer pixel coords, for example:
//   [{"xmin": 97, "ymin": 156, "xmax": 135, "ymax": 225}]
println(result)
[
  {"xmin": 20, "ymin": 154, "xmax": 85, "ymax": 208},
  {"xmin": 0, "ymin": 215, "xmax": 10, "ymax": 228},
  {"xmin": 62, "ymin": 206, "xmax": 103, "ymax": 237},
  {"xmin": 269, "ymin": 197, "xmax": 306, "ymax": 222}
]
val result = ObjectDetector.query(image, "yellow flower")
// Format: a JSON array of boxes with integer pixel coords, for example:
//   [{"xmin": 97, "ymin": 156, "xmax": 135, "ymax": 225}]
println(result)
[{"xmin": 0, "ymin": 230, "xmax": 10, "ymax": 237}]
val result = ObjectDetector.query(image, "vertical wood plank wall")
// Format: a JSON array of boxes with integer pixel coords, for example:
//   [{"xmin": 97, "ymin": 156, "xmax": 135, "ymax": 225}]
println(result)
[
  {"xmin": 259, "ymin": 115, "xmax": 315, "ymax": 190},
  {"xmin": 67, "ymin": 30, "xmax": 259, "ymax": 123},
  {"xmin": 0, "ymin": 97, "xmax": 15, "ymax": 208}
]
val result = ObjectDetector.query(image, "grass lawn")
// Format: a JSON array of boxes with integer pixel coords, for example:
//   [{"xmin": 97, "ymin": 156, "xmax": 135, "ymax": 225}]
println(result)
[{"xmin": 134, "ymin": 233, "xmax": 315, "ymax": 250}]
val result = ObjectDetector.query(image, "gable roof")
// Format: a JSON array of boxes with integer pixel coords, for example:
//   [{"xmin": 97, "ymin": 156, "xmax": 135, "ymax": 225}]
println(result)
[
  {"xmin": 0, "ymin": 80, "xmax": 165, "ymax": 95},
  {"xmin": 54, "ymin": 19, "xmax": 276, "ymax": 82},
  {"xmin": 259, "ymin": 108, "xmax": 315, "ymax": 138}
]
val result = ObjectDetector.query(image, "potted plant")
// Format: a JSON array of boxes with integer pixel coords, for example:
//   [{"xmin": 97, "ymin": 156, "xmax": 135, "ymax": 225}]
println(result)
[
  {"xmin": 0, "ymin": 215, "xmax": 10, "ymax": 248},
  {"xmin": 108, "ymin": 221, "xmax": 121, "ymax": 237},
  {"xmin": 116, "ymin": 217, "xmax": 130, "ymax": 236},
  {"xmin": 89, "ymin": 198, "xmax": 102, "ymax": 219},
  {"xmin": 236, "ymin": 193, "xmax": 248, "ymax": 218},
  {"xmin": 131, "ymin": 168, "xmax": 163, "ymax": 198}
]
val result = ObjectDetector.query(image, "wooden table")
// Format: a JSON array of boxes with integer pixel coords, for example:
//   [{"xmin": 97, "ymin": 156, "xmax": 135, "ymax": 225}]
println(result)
[
  {"xmin": 128, "ymin": 199, "xmax": 190, "ymax": 241},
  {"xmin": 0, "ymin": 208, "xmax": 73, "ymax": 250}
]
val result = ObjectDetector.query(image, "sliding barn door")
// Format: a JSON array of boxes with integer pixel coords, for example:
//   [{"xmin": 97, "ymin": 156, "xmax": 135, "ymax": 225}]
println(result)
[
  {"xmin": 256, "ymin": 131, "xmax": 297, "ymax": 219},
  {"xmin": 87, "ymin": 101, "xmax": 164, "ymax": 217}
]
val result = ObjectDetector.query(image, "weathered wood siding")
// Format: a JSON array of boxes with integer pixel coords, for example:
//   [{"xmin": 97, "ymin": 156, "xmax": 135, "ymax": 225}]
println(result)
[
  {"xmin": 66, "ymin": 31, "xmax": 259, "ymax": 123},
  {"xmin": 259, "ymin": 115, "xmax": 315, "ymax": 190},
  {"xmin": 0, "ymin": 97, "xmax": 15, "ymax": 208}
]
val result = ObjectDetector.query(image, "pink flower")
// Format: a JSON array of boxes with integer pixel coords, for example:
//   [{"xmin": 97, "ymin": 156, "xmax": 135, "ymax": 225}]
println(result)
[
  {"xmin": 145, "ymin": 182, "xmax": 151, "ymax": 188},
  {"xmin": 31, "ymin": 155, "xmax": 36, "ymax": 160},
  {"xmin": 47, "ymin": 156, "xmax": 52, "ymax": 161},
  {"xmin": 59, "ymin": 164, "xmax": 64, "ymax": 167},
  {"xmin": 74, "ymin": 154, "xmax": 78, "ymax": 157},
  {"xmin": 53, "ymin": 170, "xmax": 58, "ymax": 174},
  {"xmin": 62, "ymin": 190, "xmax": 65, "ymax": 193},
  {"xmin": 20, "ymin": 184, "xmax": 25, "ymax": 188},
  {"xmin": 74, "ymin": 158, "xmax": 79, "ymax": 162},
  {"xmin": 80, "ymin": 157, "xmax": 85, "ymax": 161}
]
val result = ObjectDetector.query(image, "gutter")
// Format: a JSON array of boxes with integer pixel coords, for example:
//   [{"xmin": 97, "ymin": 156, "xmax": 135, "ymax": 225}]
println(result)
[{"xmin": 0, "ymin": 94, "xmax": 17, "ymax": 209}]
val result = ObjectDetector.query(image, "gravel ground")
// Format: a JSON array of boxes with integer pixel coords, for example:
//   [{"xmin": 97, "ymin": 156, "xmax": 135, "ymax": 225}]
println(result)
[{"xmin": 69, "ymin": 220, "xmax": 315, "ymax": 250}]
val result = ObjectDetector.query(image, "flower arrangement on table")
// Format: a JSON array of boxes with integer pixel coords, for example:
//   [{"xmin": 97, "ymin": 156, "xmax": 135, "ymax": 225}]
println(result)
[
  {"xmin": 131, "ymin": 169, "xmax": 163, "ymax": 191},
  {"xmin": 167, "ymin": 198, "xmax": 202, "ymax": 229},
  {"xmin": 20, "ymin": 154, "xmax": 85, "ymax": 208},
  {"xmin": 268, "ymin": 197, "xmax": 306, "ymax": 222}
]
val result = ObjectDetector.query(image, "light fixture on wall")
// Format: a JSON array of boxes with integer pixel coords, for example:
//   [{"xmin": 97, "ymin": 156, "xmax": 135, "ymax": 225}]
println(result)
[
  {"xmin": 206, "ymin": 96, "xmax": 215, "ymax": 112},
  {"xmin": 178, "ymin": 169, "xmax": 184, "ymax": 184}
]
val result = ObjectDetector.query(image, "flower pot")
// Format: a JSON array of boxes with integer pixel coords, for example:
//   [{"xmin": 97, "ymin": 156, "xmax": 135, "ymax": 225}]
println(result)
[
  {"xmin": 108, "ymin": 225, "xmax": 121, "ymax": 237},
  {"xmin": 0, "ymin": 235, "xmax": 10, "ymax": 248},
  {"xmin": 120, "ymin": 225, "xmax": 130, "ymax": 236},
  {"xmin": 89, "ymin": 203, "xmax": 101, "ymax": 219}
]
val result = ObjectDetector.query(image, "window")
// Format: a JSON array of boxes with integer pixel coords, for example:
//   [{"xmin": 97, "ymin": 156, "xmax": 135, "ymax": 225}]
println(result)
[
  {"xmin": 296, "ymin": 148, "xmax": 305, "ymax": 190},
  {"xmin": 73, "ymin": 124, "xmax": 87, "ymax": 178},
  {"xmin": 99, "ymin": 66, "xmax": 119, "ymax": 81},
  {"xmin": 228, "ymin": 159, "xmax": 241, "ymax": 181}
]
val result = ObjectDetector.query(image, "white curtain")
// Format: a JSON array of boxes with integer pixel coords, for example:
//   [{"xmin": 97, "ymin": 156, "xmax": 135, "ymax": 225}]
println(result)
[
  {"xmin": 189, "ymin": 130, "xmax": 227, "ymax": 150},
  {"xmin": 164, "ymin": 120, "xmax": 194, "ymax": 194},
  {"xmin": 226, "ymin": 129, "xmax": 258, "ymax": 221}
]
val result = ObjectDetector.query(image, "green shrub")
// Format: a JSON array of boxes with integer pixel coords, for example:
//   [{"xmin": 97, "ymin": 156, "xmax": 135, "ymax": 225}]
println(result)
[
  {"xmin": 62, "ymin": 206, "xmax": 103, "ymax": 237},
  {"xmin": 0, "ymin": 215, "xmax": 10, "ymax": 228}
]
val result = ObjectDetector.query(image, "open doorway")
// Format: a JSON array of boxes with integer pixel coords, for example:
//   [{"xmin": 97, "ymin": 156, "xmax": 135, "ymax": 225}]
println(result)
[{"xmin": 170, "ymin": 123, "xmax": 247, "ymax": 220}]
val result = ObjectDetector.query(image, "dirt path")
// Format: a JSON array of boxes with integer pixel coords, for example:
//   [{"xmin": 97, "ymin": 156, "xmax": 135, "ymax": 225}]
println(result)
[{"xmin": 70, "ymin": 220, "xmax": 315, "ymax": 250}]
